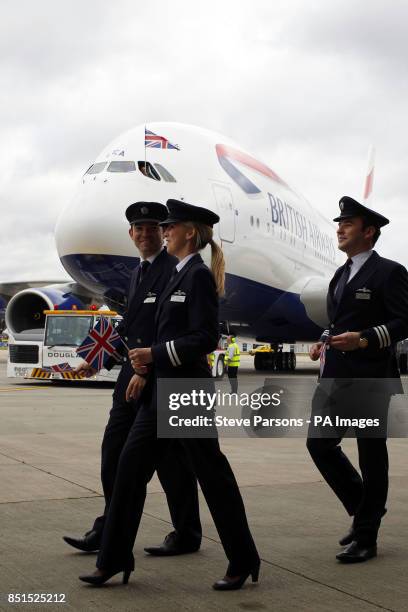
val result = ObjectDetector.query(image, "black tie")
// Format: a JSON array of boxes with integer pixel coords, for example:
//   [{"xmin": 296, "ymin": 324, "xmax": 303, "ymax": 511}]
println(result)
[
  {"xmin": 170, "ymin": 267, "xmax": 178, "ymax": 282},
  {"xmin": 334, "ymin": 259, "xmax": 352, "ymax": 304},
  {"xmin": 138, "ymin": 260, "xmax": 150, "ymax": 284}
]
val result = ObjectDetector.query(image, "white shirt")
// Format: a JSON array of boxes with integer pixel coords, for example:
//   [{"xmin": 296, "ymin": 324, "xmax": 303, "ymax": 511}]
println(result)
[
  {"xmin": 140, "ymin": 247, "xmax": 164, "ymax": 265},
  {"xmin": 347, "ymin": 249, "xmax": 374, "ymax": 282},
  {"xmin": 334, "ymin": 249, "xmax": 374, "ymax": 296},
  {"xmin": 176, "ymin": 253, "xmax": 196, "ymax": 273}
]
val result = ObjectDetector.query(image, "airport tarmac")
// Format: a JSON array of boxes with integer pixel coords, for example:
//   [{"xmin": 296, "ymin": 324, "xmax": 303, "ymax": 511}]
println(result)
[{"xmin": 0, "ymin": 351, "xmax": 407, "ymax": 611}]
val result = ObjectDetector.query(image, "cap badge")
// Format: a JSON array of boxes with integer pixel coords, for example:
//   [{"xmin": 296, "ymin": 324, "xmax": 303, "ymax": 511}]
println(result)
[
  {"xmin": 339, "ymin": 202, "xmax": 344, "ymax": 211},
  {"xmin": 141, "ymin": 206, "xmax": 149, "ymax": 215}
]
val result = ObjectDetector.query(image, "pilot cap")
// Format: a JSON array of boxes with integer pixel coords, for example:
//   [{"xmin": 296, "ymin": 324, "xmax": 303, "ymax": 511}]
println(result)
[
  {"xmin": 333, "ymin": 196, "xmax": 389, "ymax": 227},
  {"xmin": 160, "ymin": 199, "xmax": 220, "ymax": 227},
  {"xmin": 125, "ymin": 201, "xmax": 168, "ymax": 224}
]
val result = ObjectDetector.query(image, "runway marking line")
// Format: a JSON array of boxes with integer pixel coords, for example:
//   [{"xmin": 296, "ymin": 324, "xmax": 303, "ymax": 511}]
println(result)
[{"xmin": 0, "ymin": 386, "xmax": 51, "ymax": 392}]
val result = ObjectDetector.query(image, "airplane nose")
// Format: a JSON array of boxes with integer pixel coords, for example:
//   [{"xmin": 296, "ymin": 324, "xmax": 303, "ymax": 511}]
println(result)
[
  {"xmin": 55, "ymin": 182, "xmax": 131, "ymax": 259},
  {"xmin": 55, "ymin": 167, "xmax": 174, "ymax": 260},
  {"xmin": 54, "ymin": 169, "xmax": 173, "ymax": 296}
]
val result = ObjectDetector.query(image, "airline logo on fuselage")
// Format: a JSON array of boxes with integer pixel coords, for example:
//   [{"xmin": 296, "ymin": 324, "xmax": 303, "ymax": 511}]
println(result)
[
  {"xmin": 268, "ymin": 193, "xmax": 336, "ymax": 261},
  {"xmin": 216, "ymin": 143, "xmax": 288, "ymax": 195},
  {"xmin": 216, "ymin": 143, "xmax": 336, "ymax": 262}
]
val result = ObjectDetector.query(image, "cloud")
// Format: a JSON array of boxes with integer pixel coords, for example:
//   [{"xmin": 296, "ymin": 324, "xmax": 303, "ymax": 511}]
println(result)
[{"xmin": 1, "ymin": 0, "xmax": 408, "ymax": 281}]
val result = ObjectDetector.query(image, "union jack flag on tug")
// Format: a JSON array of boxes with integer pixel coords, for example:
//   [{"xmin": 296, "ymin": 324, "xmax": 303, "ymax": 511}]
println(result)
[
  {"xmin": 42, "ymin": 362, "xmax": 73, "ymax": 373},
  {"xmin": 76, "ymin": 317, "xmax": 123, "ymax": 371}
]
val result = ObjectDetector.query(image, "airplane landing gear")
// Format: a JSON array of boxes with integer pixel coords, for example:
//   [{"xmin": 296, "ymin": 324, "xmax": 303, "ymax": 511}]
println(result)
[{"xmin": 254, "ymin": 347, "xmax": 296, "ymax": 372}]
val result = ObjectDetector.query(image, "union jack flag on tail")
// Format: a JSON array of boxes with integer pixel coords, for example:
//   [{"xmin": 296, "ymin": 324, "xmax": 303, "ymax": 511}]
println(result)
[
  {"xmin": 145, "ymin": 128, "xmax": 180, "ymax": 150},
  {"xmin": 42, "ymin": 362, "xmax": 74, "ymax": 373},
  {"xmin": 76, "ymin": 317, "xmax": 124, "ymax": 371}
]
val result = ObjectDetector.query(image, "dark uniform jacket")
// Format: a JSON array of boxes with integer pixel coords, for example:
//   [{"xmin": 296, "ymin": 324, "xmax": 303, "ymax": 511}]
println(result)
[
  {"xmin": 151, "ymin": 253, "xmax": 219, "ymax": 378},
  {"xmin": 322, "ymin": 251, "xmax": 408, "ymax": 384},
  {"xmin": 108, "ymin": 248, "xmax": 177, "ymax": 399}
]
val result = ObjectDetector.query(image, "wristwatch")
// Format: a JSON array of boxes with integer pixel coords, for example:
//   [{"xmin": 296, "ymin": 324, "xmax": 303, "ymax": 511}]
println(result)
[{"xmin": 359, "ymin": 336, "xmax": 368, "ymax": 349}]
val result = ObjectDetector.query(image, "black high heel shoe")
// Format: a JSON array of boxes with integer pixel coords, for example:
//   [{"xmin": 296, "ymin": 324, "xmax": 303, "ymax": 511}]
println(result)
[
  {"xmin": 212, "ymin": 561, "xmax": 260, "ymax": 591},
  {"xmin": 79, "ymin": 567, "xmax": 133, "ymax": 586}
]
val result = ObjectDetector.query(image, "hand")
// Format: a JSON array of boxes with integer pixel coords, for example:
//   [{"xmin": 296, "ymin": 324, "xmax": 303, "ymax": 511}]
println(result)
[
  {"xmin": 74, "ymin": 361, "xmax": 97, "ymax": 377},
  {"xmin": 309, "ymin": 342, "xmax": 323, "ymax": 361},
  {"xmin": 329, "ymin": 331, "xmax": 361, "ymax": 351},
  {"xmin": 129, "ymin": 348, "xmax": 153, "ymax": 370},
  {"xmin": 126, "ymin": 374, "xmax": 146, "ymax": 402}
]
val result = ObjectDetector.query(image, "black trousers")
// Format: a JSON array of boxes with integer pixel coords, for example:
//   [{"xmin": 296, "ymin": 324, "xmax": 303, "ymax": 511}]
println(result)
[
  {"xmin": 306, "ymin": 383, "xmax": 390, "ymax": 546},
  {"xmin": 97, "ymin": 399, "xmax": 259, "ymax": 574},
  {"xmin": 91, "ymin": 396, "xmax": 202, "ymax": 547},
  {"xmin": 227, "ymin": 366, "xmax": 238, "ymax": 394}
]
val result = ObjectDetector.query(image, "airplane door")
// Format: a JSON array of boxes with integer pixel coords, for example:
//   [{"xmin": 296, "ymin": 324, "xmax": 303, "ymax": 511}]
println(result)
[{"xmin": 212, "ymin": 183, "xmax": 235, "ymax": 243}]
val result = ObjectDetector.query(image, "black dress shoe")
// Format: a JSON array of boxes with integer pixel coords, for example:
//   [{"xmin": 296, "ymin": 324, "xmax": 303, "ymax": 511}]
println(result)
[
  {"xmin": 339, "ymin": 525, "xmax": 355, "ymax": 546},
  {"xmin": 79, "ymin": 567, "xmax": 133, "ymax": 586},
  {"xmin": 213, "ymin": 561, "xmax": 260, "ymax": 591},
  {"xmin": 336, "ymin": 541, "xmax": 377, "ymax": 563},
  {"xmin": 144, "ymin": 531, "xmax": 200, "ymax": 556},
  {"xmin": 63, "ymin": 530, "xmax": 100, "ymax": 553}
]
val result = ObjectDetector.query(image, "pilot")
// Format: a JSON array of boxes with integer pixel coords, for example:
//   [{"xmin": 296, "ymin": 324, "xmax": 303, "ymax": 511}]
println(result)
[
  {"xmin": 63, "ymin": 201, "xmax": 202, "ymax": 557},
  {"xmin": 307, "ymin": 196, "xmax": 408, "ymax": 563},
  {"xmin": 138, "ymin": 162, "xmax": 151, "ymax": 178},
  {"xmin": 79, "ymin": 198, "xmax": 260, "ymax": 590}
]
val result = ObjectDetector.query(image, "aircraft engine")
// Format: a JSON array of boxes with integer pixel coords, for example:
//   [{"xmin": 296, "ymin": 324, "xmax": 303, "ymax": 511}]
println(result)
[
  {"xmin": 299, "ymin": 277, "xmax": 330, "ymax": 328},
  {"xmin": 5, "ymin": 285, "xmax": 86, "ymax": 335}
]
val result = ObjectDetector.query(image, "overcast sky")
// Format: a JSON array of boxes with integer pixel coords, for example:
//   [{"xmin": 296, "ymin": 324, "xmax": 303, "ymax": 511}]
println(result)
[{"xmin": 1, "ymin": 0, "xmax": 407, "ymax": 281}]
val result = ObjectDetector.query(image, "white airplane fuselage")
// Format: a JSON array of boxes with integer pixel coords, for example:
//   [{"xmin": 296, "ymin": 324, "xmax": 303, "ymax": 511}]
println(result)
[{"xmin": 55, "ymin": 122, "xmax": 342, "ymax": 343}]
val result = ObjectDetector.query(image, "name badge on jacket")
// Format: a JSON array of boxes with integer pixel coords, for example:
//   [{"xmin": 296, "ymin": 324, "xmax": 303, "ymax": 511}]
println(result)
[
  {"xmin": 355, "ymin": 288, "xmax": 371, "ymax": 300},
  {"xmin": 170, "ymin": 290, "xmax": 186, "ymax": 303},
  {"xmin": 144, "ymin": 292, "xmax": 157, "ymax": 303}
]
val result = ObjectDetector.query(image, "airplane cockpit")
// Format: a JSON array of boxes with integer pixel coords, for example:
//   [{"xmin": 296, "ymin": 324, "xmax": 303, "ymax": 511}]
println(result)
[{"xmin": 83, "ymin": 161, "xmax": 176, "ymax": 182}]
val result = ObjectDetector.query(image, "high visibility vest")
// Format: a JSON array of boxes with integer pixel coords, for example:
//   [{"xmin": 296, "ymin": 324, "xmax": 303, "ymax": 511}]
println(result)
[
  {"xmin": 208, "ymin": 352, "xmax": 215, "ymax": 367},
  {"xmin": 225, "ymin": 342, "xmax": 240, "ymax": 367}
]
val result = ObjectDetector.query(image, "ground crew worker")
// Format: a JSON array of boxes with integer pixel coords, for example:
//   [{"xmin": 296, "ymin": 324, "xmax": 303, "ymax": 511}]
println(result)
[{"xmin": 225, "ymin": 335, "xmax": 240, "ymax": 393}]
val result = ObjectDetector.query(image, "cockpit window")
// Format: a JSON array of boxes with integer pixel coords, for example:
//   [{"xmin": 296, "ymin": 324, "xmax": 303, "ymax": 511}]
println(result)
[
  {"xmin": 85, "ymin": 162, "xmax": 107, "ymax": 175},
  {"xmin": 137, "ymin": 161, "xmax": 161, "ymax": 181},
  {"xmin": 107, "ymin": 161, "xmax": 136, "ymax": 173},
  {"xmin": 154, "ymin": 163, "xmax": 176, "ymax": 182}
]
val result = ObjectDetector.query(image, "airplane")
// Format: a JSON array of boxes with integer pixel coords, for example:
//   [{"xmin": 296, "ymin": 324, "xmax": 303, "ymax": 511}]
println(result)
[
  {"xmin": 0, "ymin": 280, "xmax": 68, "ymax": 330},
  {"xmin": 5, "ymin": 122, "xmax": 350, "ymax": 370}
]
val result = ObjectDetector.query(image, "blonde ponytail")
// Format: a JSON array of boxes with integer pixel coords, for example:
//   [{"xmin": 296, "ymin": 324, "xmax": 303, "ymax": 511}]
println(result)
[
  {"xmin": 184, "ymin": 222, "xmax": 226, "ymax": 296},
  {"xmin": 209, "ymin": 238, "xmax": 225, "ymax": 297}
]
